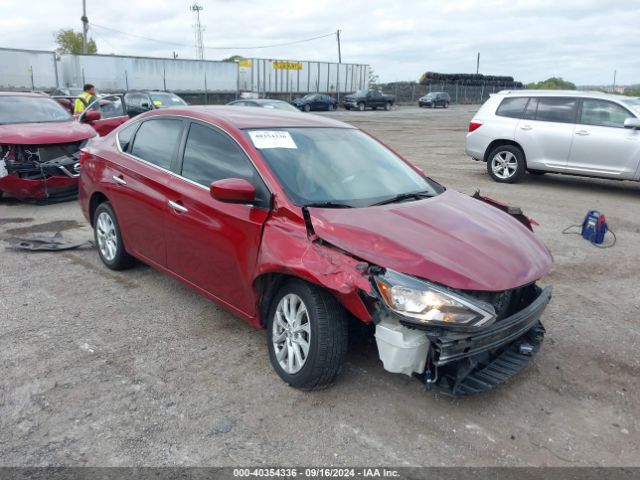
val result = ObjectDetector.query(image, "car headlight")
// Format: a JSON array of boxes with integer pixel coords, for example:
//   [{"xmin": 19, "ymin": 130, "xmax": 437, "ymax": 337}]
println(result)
[{"xmin": 374, "ymin": 270, "xmax": 496, "ymax": 329}]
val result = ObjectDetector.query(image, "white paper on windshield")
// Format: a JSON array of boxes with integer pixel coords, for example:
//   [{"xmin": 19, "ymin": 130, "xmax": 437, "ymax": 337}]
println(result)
[
  {"xmin": 248, "ymin": 131, "xmax": 297, "ymax": 149},
  {"xmin": 0, "ymin": 159, "xmax": 8, "ymax": 179}
]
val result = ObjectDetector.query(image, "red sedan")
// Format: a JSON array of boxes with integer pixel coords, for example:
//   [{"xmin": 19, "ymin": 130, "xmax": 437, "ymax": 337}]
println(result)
[{"xmin": 79, "ymin": 106, "xmax": 553, "ymax": 396}]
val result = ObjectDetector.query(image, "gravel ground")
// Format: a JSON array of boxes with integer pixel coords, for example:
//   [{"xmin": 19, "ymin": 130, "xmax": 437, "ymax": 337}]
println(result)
[{"xmin": 1, "ymin": 105, "xmax": 639, "ymax": 467}]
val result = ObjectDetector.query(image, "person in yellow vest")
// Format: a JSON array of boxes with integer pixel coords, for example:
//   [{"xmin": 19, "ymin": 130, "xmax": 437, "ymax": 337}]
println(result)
[{"xmin": 74, "ymin": 84, "xmax": 97, "ymax": 114}]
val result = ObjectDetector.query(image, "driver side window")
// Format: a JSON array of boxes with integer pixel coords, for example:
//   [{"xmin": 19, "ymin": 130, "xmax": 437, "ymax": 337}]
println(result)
[{"xmin": 180, "ymin": 122, "xmax": 270, "ymax": 208}]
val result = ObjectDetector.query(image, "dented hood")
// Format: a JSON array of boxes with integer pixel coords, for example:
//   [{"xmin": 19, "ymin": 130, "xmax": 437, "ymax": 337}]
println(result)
[
  {"xmin": 0, "ymin": 121, "xmax": 96, "ymax": 145},
  {"xmin": 308, "ymin": 189, "xmax": 553, "ymax": 291}
]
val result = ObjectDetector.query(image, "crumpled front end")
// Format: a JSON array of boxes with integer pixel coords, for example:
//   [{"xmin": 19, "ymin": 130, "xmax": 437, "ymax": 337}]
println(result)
[
  {"xmin": 0, "ymin": 141, "xmax": 85, "ymax": 201},
  {"xmin": 370, "ymin": 277, "xmax": 551, "ymax": 397}
]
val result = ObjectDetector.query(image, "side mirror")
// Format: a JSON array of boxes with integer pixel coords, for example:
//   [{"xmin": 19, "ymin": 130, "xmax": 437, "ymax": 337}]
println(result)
[
  {"xmin": 210, "ymin": 178, "xmax": 256, "ymax": 204},
  {"xmin": 83, "ymin": 110, "xmax": 102, "ymax": 123},
  {"xmin": 140, "ymin": 102, "xmax": 152, "ymax": 110},
  {"xmin": 624, "ymin": 118, "xmax": 640, "ymax": 129}
]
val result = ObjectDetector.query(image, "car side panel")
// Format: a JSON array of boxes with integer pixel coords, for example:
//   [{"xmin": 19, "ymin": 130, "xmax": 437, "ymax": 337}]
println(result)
[
  {"xmin": 91, "ymin": 145, "xmax": 171, "ymax": 266},
  {"xmin": 514, "ymin": 119, "xmax": 573, "ymax": 171},
  {"xmin": 566, "ymin": 124, "xmax": 640, "ymax": 179}
]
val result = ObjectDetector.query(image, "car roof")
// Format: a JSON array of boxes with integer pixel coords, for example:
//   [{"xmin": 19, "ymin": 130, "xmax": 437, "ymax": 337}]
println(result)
[
  {"xmin": 497, "ymin": 89, "xmax": 635, "ymax": 101},
  {"xmin": 142, "ymin": 105, "xmax": 353, "ymax": 129},
  {"xmin": 0, "ymin": 91, "xmax": 47, "ymax": 97}
]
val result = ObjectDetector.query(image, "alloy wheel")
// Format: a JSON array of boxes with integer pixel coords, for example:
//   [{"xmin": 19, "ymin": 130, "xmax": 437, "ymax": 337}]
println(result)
[
  {"xmin": 491, "ymin": 151, "xmax": 518, "ymax": 179},
  {"xmin": 272, "ymin": 293, "xmax": 311, "ymax": 374},
  {"xmin": 96, "ymin": 211, "xmax": 118, "ymax": 262}
]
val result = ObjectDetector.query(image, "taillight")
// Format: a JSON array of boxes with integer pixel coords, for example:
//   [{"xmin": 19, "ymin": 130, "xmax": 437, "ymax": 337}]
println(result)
[{"xmin": 468, "ymin": 121, "xmax": 482, "ymax": 133}]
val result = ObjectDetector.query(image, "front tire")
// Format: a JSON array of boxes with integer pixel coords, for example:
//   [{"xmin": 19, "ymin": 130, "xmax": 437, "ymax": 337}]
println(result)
[
  {"xmin": 487, "ymin": 145, "xmax": 525, "ymax": 183},
  {"xmin": 93, "ymin": 202, "xmax": 135, "ymax": 270},
  {"xmin": 384, "ymin": 102, "xmax": 391, "ymax": 111},
  {"xmin": 444, "ymin": 102, "xmax": 449, "ymax": 108},
  {"xmin": 266, "ymin": 279, "xmax": 348, "ymax": 390}
]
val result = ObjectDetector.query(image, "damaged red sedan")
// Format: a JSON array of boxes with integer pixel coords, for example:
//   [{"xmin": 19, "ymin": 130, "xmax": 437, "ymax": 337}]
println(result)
[
  {"xmin": 79, "ymin": 106, "xmax": 553, "ymax": 396},
  {"xmin": 0, "ymin": 92, "xmax": 97, "ymax": 201}
]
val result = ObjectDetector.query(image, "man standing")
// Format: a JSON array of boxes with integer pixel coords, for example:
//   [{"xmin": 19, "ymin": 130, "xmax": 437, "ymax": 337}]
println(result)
[{"xmin": 74, "ymin": 84, "xmax": 97, "ymax": 114}]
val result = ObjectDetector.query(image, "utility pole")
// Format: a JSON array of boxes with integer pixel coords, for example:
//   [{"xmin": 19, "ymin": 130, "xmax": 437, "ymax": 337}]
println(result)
[
  {"xmin": 190, "ymin": 3, "xmax": 205, "ymax": 60},
  {"xmin": 476, "ymin": 52, "xmax": 480, "ymax": 75},
  {"xmin": 336, "ymin": 29, "xmax": 342, "ymax": 63},
  {"xmin": 81, "ymin": 0, "xmax": 89, "ymax": 54},
  {"xmin": 613, "ymin": 69, "xmax": 617, "ymax": 92}
]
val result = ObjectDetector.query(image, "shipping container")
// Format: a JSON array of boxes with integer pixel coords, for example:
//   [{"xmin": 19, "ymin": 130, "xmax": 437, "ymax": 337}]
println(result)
[
  {"xmin": 239, "ymin": 58, "xmax": 369, "ymax": 96},
  {"xmin": 0, "ymin": 47, "xmax": 58, "ymax": 90},
  {"xmin": 58, "ymin": 53, "xmax": 238, "ymax": 93}
]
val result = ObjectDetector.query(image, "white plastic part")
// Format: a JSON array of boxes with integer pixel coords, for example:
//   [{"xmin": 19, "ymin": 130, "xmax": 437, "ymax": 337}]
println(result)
[{"xmin": 375, "ymin": 318, "xmax": 430, "ymax": 376}]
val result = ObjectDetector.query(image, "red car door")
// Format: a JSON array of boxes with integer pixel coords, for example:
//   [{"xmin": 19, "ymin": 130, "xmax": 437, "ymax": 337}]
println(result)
[
  {"xmin": 103, "ymin": 117, "xmax": 186, "ymax": 267},
  {"xmin": 81, "ymin": 95, "xmax": 130, "ymax": 136},
  {"xmin": 164, "ymin": 121, "xmax": 271, "ymax": 317}
]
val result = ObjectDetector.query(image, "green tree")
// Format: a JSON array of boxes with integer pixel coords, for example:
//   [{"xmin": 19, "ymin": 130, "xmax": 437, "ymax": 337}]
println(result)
[
  {"xmin": 624, "ymin": 87, "xmax": 640, "ymax": 96},
  {"xmin": 526, "ymin": 77, "xmax": 576, "ymax": 90},
  {"xmin": 222, "ymin": 55, "xmax": 244, "ymax": 63},
  {"xmin": 54, "ymin": 29, "xmax": 97, "ymax": 54},
  {"xmin": 368, "ymin": 68, "xmax": 380, "ymax": 88}
]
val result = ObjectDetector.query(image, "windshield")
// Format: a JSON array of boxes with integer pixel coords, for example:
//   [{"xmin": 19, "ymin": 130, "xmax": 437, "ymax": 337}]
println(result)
[
  {"xmin": 149, "ymin": 92, "xmax": 187, "ymax": 107},
  {"xmin": 262, "ymin": 101, "xmax": 299, "ymax": 112},
  {"xmin": 355, "ymin": 89, "xmax": 368, "ymax": 96},
  {"xmin": 247, "ymin": 128, "xmax": 442, "ymax": 208},
  {"xmin": 0, "ymin": 96, "xmax": 72, "ymax": 125}
]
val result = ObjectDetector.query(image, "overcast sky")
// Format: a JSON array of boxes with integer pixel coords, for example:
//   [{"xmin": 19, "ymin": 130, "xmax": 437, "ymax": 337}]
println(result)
[{"xmin": 2, "ymin": 0, "xmax": 639, "ymax": 85}]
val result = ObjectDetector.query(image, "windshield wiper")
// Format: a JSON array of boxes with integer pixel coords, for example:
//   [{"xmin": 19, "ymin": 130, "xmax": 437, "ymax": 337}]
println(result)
[
  {"xmin": 371, "ymin": 190, "xmax": 434, "ymax": 206},
  {"xmin": 303, "ymin": 201, "xmax": 353, "ymax": 209}
]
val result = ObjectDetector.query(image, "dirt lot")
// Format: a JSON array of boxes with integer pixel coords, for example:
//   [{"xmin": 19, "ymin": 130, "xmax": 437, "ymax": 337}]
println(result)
[{"xmin": 1, "ymin": 105, "xmax": 639, "ymax": 467}]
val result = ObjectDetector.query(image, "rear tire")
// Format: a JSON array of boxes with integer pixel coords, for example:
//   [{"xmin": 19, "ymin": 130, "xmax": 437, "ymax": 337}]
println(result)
[
  {"xmin": 266, "ymin": 279, "xmax": 348, "ymax": 390},
  {"xmin": 384, "ymin": 102, "xmax": 391, "ymax": 111},
  {"xmin": 358, "ymin": 102, "xmax": 365, "ymax": 111},
  {"xmin": 93, "ymin": 202, "xmax": 135, "ymax": 270},
  {"xmin": 444, "ymin": 102, "xmax": 450, "ymax": 108},
  {"xmin": 328, "ymin": 103, "xmax": 335, "ymax": 111},
  {"xmin": 303, "ymin": 104, "xmax": 311, "ymax": 112},
  {"xmin": 487, "ymin": 145, "xmax": 525, "ymax": 184}
]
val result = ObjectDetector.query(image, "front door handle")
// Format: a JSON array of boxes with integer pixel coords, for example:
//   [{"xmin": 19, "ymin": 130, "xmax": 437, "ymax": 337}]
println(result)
[
  {"xmin": 520, "ymin": 125, "xmax": 533, "ymax": 131},
  {"xmin": 576, "ymin": 130, "xmax": 590, "ymax": 136},
  {"xmin": 167, "ymin": 200, "xmax": 188, "ymax": 214},
  {"xmin": 112, "ymin": 175, "xmax": 127, "ymax": 186}
]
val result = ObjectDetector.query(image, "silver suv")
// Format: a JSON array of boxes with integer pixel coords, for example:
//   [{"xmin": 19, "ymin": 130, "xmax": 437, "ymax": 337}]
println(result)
[{"xmin": 465, "ymin": 90, "xmax": 640, "ymax": 183}]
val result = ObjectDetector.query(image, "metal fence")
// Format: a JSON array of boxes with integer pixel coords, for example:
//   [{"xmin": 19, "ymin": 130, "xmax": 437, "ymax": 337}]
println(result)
[
  {"xmin": 0, "ymin": 47, "xmax": 59, "ymax": 90},
  {"xmin": 382, "ymin": 81, "xmax": 525, "ymax": 105}
]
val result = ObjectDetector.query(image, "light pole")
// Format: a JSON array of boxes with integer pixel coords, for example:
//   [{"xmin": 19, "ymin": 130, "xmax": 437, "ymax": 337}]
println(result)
[{"xmin": 81, "ymin": 0, "xmax": 89, "ymax": 54}]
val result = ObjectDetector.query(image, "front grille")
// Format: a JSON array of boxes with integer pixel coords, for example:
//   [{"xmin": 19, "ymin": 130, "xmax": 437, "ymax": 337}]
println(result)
[{"xmin": 464, "ymin": 283, "xmax": 539, "ymax": 321}]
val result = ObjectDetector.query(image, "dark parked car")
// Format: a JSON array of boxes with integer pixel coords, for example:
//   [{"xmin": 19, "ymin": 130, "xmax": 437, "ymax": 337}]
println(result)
[
  {"xmin": 0, "ymin": 92, "xmax": 96, "ymax": 201},
  {"xmin": 123, "ymin": 90, "xmax": 188, "ymax": 117},
  {"xmin": 291, "ymin": 93, "xmax": 337, "ymax": 112},
  {"xmin": 419, "ymin": 92, "xmax": 451, "ymax": 108},
  {"xmin": 343, "ymin": 89, "xmax": 395, "ymax": 111},
  {"xmin": 227, "ymin": 98, "xmax": 300, "ymax": 113},
  {"xmin": 79, "ymin": 106, "xmax": 553, "ymax": 396}
]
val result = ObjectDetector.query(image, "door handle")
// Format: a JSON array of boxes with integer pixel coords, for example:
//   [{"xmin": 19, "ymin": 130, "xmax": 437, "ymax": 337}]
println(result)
[
  {"xmin": 520, "ymin": 125, "xmax": 533, "ymax": 131},
  {"xmin": 576, "ymin": 130, "xmax": 590, "ymax": 136},
  {"xmin": 167, "ymin": 200, "xmax": 188, "ymax": 214},
  {"xmin": 112, "ymin": 175, "xmax": 127, "ymax": 186}
]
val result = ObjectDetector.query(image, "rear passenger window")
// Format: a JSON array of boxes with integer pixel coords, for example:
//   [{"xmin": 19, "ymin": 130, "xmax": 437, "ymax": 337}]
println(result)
[
  {"xmin": 534, "ymin": 97, "xmax": 577, "ymax": 124},
  {"xmin": 496, "ymin": 97, "xmax": 529, "ymax": 118},
  {"xmin": 580, "ymin": 99, "xmax": 632, "ymax": 128},
  {"xmin": 130, "ymin": 119, "xmax": 183, "ymax": 170}
]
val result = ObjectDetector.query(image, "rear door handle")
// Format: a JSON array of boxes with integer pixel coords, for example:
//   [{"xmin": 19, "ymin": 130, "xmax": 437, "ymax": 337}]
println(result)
[
  {"xmin": 520, "ymin": 125, "xmax": 533, "ymax": 131},
  {"xmin": 112, "ymin": 175, "xmax": 127, "ymax": 186},
  {"xmin": 167, "ymin": 200, "xmax": 188, "ymax": 214},
  {"xmin": 576, "ymin": 130, "xmax": 590, "ymax": 136}
]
